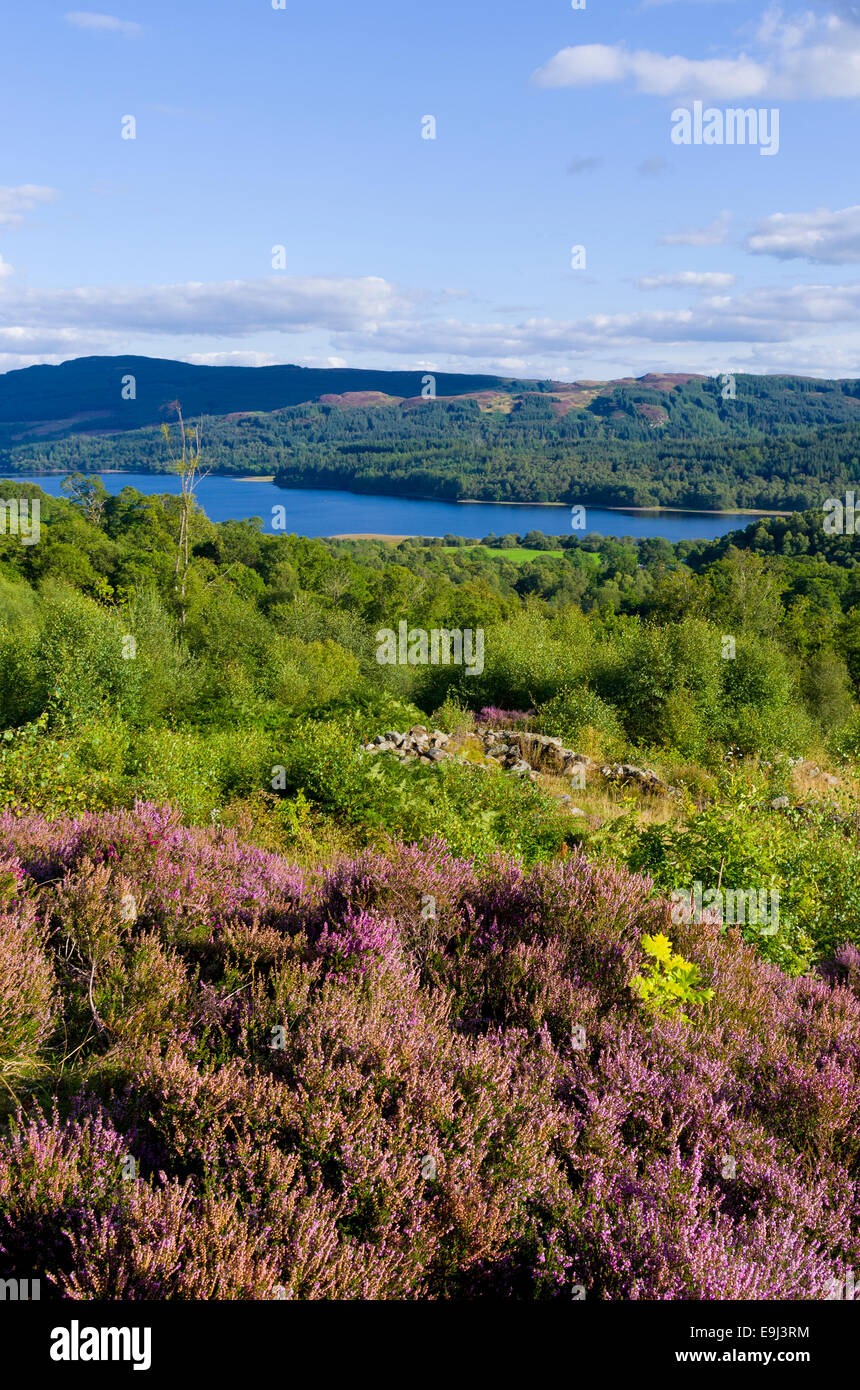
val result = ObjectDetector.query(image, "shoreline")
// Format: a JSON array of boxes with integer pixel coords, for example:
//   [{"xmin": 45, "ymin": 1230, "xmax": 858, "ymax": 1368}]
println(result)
[
  {"xmin": 604, "ymin": 504, "xmax": 789, "ymax": 517},
  {"xmin": 452, "ymin": 500, "xmax": 788, "ymax": 516},
  {"xmin": 271, "ymin": 478, "xmax": 788, "ymax": 516},
  {"xmin": 2, "ymin": 469, "xmax": 791, "ymax": 519},
  {"xmin": 331, "ymin": 533, "xmax": 411, "ymax": 542}
]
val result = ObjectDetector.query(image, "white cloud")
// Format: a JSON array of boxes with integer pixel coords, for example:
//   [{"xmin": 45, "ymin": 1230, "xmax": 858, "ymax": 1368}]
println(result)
[
  {"xmin": 0, "ymin": 275, "xmax": 410, "ymax": 336},
  {"xmin": 746, "ymin": 205, "xmax": 860, "ymax": 263},
  {"xmin": 290, "ymin": 354, "xmax": 352, "ymax": 369},
  {"xmin": 735, "ymin": 339, "xmax": 860, "ymax": 374},
  {"xmin": 533, "ymin": 45, "xmax": 768, "ymax": 100},
  {"xmin": 184, "ymin": 352, "xmax": 351, "ymax": 371},
  {"xmin": 0, "ymin": 256, "xmax": 13, "ymax": 280},
  {"xmin": 0, "ymin": 186, "xmax": 59, "ymax": 227},
  {"xmin": 637, "ymin": 271, "xmax": 737, "ymax": 290},
  {"xmin": 533, "ymin": 10, "xmax": 860, "ymax": 101},
  {"xmin": 330, "ymin": 283, "xmax": 860, "ymax": 361},
  {"xmin": 0, "ymin": 327, "xmax": 104, "ymax": 356},
  {"xmin": 1, "ymin": 269, "xmax": 860, "ymax": 380},
  {"xmin": 65, "ymin": 12, "xmax": 143, "ymax": 38},
  {"xmin": 661, "ymin": 212, "xmax": 732, "ymax": 247},
  {"xmin": 536, "ymin": 45, "xmax": 630, "ymax": 89},
  {"xmin": 184, "ymin": 351, "xmax": 281, "ymax": 368}
]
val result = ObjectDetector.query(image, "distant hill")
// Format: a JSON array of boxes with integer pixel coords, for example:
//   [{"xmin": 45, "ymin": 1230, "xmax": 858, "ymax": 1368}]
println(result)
[
  {"xmin": 0, "ymin": 356, "xmax": 529, "ymax": 442},
  {"xmin": 3, "ymin": 355, "xmax": 860, "ymax": 444},
  {"xmin": 5, "ymin": 357, "xmax": 860, "ymax": 511}
]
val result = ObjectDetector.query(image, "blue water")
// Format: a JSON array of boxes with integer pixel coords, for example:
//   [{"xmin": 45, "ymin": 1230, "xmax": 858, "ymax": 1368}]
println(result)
[{"xmin": 3, "ymin": 473, "xmax": 767, "ymax": 542}]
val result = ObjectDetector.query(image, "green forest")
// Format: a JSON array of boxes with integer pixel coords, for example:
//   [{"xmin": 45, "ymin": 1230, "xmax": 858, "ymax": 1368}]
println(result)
[{"xmin": 7, "ymin": 370, "xmax": 860, "ymax": 510}]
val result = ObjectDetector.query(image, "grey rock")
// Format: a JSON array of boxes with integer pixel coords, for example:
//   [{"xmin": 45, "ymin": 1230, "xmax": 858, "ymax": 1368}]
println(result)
[
  {"xmin": 601, "ymin": 762, "xmax": 666, "ymax": 793},
  {"xmin": 367, "ymin": 727, "xmax": 597, "ymax": 786}
]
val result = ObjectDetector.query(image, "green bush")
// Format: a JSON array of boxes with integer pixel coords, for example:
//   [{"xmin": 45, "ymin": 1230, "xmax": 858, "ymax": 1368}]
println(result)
[
  {"xmin": 536, "ymin": 684, "xmax": 622, "ymax": 749},
  {"xmin": 276, "ymin": 719, "xmax": 571, "ymax": 861}
]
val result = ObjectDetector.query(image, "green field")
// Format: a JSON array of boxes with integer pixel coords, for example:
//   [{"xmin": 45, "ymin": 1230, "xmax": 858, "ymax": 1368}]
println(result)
[{"xmin": 442, "ymin": 545, "xmax": 565, "ymax": 563}]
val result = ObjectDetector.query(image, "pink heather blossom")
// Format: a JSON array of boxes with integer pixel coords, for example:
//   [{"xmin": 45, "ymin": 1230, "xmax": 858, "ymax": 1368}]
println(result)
[{"xmin": 1, "ymin": 804, "xmax": 858, "ymax": 1300}]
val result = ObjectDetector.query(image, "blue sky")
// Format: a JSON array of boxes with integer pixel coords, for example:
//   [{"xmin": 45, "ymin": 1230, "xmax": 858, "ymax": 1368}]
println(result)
[{"xmin": 2, "ymin": 0, "xmax": 860, "ymax": 380}]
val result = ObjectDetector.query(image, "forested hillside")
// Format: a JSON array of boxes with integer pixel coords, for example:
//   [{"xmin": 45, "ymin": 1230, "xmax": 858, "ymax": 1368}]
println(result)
[
  {"xmin": 7, "ymin": 361, "xmax": 860, "ymax": 510},
  {"xmin": 0, "ymin": 355, "xmax": 516, "ymax": 434}
]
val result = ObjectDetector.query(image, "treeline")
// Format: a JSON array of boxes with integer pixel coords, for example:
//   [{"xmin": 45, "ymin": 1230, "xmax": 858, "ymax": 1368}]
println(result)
[
  {"xmin": 6, "ymin": 374, "xmax": 860, "ymax": 510},
  {"xmin": 2, "ymin": 480, "xmax": 860, "ymax": 752}
]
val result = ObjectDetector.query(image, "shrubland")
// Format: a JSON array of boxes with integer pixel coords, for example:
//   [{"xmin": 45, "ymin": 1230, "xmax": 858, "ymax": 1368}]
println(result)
[
  {"xmin": 2, "ymin": 809, "xmax": 860, "ymax": 1299},
  {"xmin": 2, "ymin": 480, "xmax": 860, "ymax": 1298}
]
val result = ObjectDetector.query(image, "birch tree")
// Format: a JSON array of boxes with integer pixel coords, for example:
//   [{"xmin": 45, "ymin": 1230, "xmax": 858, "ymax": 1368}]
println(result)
[{"xmin": 161, "ymin": 401, "xmax": 209, "ymax": 625}]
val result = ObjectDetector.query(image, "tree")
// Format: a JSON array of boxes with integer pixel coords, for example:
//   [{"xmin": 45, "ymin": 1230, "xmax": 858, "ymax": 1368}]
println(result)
[
  {"xmin": 60, "ymin": 472, "xmax": 108, "ymax": 525},
  {"xmin": 161, "ymin": 402, "xmax": 209, "ymax": 625}
]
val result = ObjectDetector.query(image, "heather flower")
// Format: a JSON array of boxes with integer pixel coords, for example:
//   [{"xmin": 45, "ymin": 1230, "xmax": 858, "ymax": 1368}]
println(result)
[
  {"xmin": 1, "ymin": 806, "xmax": 859, "ymax": 1299},
  {"xmin": 475, "ymin": 707, "xmax": 534, "ymax": 729},
  {"xmin": 0, "ymin": 881, "xmax": 56, "ymax": 1083}
]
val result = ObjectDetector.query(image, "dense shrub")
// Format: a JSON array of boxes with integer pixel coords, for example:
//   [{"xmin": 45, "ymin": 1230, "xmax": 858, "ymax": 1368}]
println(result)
[
  {"xmin": 536, "ymin": 685, "xmax": 622, "ymax": 753},
  {"xmin": 0, "ymin": 860, "xmax": 56, "ymax": 1083},
  {"xmin": 279, "ymin": 719, "xmax": 572, "ymax": 861},
  {"xmin": 1, "ymin": 805, "xmax": 859, "ymax": 1300},
  {"xmin": 620, "ymin": 781, "xmax": 860, "ymax": 968}
]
